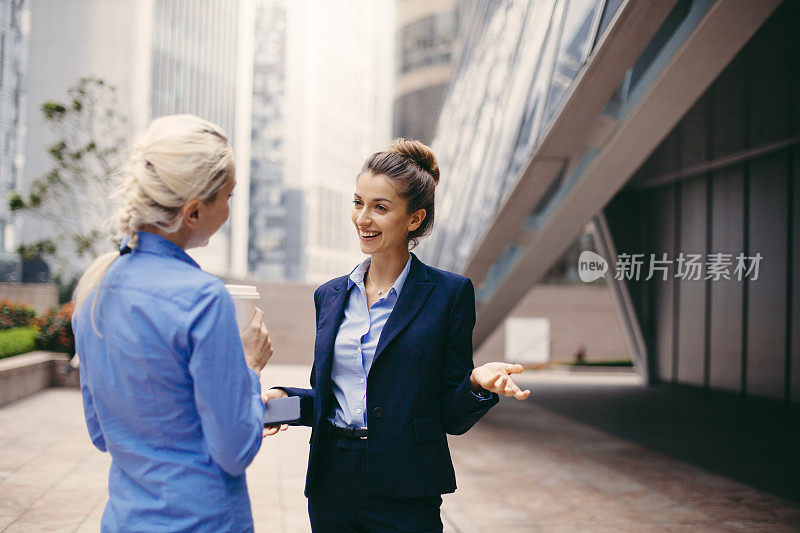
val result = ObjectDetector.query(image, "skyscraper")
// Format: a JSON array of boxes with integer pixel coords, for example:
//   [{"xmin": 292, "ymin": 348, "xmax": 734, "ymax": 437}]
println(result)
[
  {"xmin": 151, "ymin": 1, "xmax": 239, "ymax": 139},
  {"xmin": 393, "ymin": 0, "xmax": 459, "ymax": 144},
  {"xmin": 21, "ymin": 0, "xmax": 250, "ymax": 277},
  {"xmin": 247, "ymin": 0, "xmax": 300, "ymax": 280},
  {"xmin": 150, "ymin": 0, "xmax": 249, "ymax": 276},
  {"xmin": 0, "ymin": 0, "xmax": 29, "ymax": 267},
  {"xmin": 284, "ymin": 0, "xmax": 394, "ymax": 282}
]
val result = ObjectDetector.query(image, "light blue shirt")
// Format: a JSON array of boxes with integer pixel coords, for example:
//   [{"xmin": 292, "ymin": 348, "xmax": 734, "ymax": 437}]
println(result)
[
  {"xmin": 73, "ymin": 232, "xmax": 265, "ymax": 532},
  {"xmin": 329, "ymin": 255, "xmax": 412, "ymax": 428}
]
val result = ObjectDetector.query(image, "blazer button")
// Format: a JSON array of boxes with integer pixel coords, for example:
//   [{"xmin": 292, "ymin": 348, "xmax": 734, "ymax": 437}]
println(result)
[{"xmin": 372, "ymin": 407, "xmax": 384, "ymax": 418}]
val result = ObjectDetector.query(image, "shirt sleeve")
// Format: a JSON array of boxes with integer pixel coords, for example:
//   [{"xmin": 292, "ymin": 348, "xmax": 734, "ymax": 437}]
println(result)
[
  {"xmin": 470, "ymin": 385, "xmax": 495, "ymax": 400},
  {"xmin": 187, "ymin": 282, "xmax": 265, "ymax": 476},
  {"xmin": 78, "ymin": 355, "xmax": 107, "ymax": 452}
]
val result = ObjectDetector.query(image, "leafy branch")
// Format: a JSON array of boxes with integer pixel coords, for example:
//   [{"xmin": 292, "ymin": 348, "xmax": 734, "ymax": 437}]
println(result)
[{"xmin": 9, "ymin": 76, "xmax": 132, "ymax": 269}]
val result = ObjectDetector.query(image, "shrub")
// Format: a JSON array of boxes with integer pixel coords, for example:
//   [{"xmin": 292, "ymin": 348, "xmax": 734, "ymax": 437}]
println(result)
[
  {"xmin": 0, "ymin": 327, "xmax": 38, "ymax": 359},
  {"xmin": 34, "ymin": 302, "xmax": 75, "ymax": 356},
  {"xmin": 0, "ymin": 300, "xmax": 37, "ymax": 331},
  {"xmin": 55, "ymin": 274, "xmax": 79, "ymax": 305}
]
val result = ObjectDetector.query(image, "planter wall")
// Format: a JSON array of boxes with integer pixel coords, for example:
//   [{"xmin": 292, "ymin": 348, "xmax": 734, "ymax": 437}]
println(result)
[{"xmin": 0, "ymin": 351, "xmax": 77, "ymax": 407}]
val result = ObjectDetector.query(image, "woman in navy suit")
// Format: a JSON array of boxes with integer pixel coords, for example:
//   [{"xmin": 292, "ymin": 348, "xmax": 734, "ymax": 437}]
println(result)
[{"xmin": 266, "ymin": 139, "xmax": 530, "ymax": 531}]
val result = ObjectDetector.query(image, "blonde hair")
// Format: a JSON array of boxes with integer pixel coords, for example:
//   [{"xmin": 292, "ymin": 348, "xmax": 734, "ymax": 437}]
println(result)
[{"xmin": 73, "ymin": 114, "xmax": 234, "ymax": 331}]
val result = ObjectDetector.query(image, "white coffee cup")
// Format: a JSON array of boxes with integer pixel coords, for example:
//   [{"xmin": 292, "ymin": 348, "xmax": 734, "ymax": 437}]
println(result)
[{"xmin": 225, "ymin": 284, "xmax": 260, "ymax": 332}]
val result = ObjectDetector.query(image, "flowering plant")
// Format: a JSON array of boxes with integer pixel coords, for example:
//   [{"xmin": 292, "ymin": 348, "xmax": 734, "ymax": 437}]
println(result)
[
  {"xmin": 0, "ymin": 300, "xmax": 37, "ymax": 331},
  {"xmin": 34, "ymin": 302, "xmax": 75, "ymax": 356}
]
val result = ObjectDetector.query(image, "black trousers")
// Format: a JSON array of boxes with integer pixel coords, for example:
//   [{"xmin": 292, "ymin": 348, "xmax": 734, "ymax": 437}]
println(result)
[{"xmin": 307, "ymin": 437, "xmax": 443, "ymax": 532}]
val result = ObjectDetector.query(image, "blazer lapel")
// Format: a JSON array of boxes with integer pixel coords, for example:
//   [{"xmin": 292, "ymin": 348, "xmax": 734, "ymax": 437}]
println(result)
[
  {"xmin": 374, "ymin": 254, "xmax": 434, "ymax": 361},
  {"xmin": 315, "ymin": 279, "xmax": 349, "ymax": 384}
]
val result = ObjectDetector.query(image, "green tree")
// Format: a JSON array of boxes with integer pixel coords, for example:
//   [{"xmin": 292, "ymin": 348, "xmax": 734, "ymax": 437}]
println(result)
[{"xmin": 9, "ymin": 76, "xmax": 132, "ymax": 272}]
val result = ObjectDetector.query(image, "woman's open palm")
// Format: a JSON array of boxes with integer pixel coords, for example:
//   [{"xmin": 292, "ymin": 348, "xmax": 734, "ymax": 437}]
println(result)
[{"xmin": 471, "ymin": 362, "xmax": 531, "ymax": 400}]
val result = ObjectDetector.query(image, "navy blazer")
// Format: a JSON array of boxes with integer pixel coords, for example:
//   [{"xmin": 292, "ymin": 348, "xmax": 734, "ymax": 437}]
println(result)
[{"xmin": 282, "ymin": 254, "xmax": 499, "ymax": 499}]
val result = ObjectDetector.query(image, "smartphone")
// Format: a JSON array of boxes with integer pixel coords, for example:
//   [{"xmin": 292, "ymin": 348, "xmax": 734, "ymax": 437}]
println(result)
[{"xmin": 263, "ymin": 396, "xmax": 301, "ymax": 426}]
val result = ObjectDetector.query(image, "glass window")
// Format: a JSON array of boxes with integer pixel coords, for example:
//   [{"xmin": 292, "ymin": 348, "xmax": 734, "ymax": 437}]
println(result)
[
  {"xmin": 542, "ymin": 0, "xmax": 604, "ymax": 126},
  {"xmin": 420, "ymin": 0, "xmax": 620, "ymax": 273},
  {"xmin": 595, "ymin": 0, "xmax": 623, "ymax": 48},
  {"xmin": 0, "ymin": 33, "xmax": 5, "ymax": 87},
  {"xmin": 399, "ymin": 11, "xmax": 458, "ymax": 74}
]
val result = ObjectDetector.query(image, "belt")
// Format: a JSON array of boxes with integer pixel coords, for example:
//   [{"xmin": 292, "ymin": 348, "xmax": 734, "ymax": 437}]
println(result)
[{"xmin": 329, "ymin": 423, "xmax": 368, "ymax": 440}]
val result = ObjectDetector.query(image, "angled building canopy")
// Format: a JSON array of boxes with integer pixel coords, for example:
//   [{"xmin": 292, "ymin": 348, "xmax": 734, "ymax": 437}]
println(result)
[{"xmin": 420, "ymin": 0, "xmax": 781, "ymax": 372}]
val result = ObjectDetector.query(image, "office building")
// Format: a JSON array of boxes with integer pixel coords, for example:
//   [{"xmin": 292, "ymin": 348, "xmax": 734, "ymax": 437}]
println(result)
[
  {"xmin": 419, "ymin": 0, "xmax": 798, "ymax": 404},
  {"xmin": 393, "ymin": 0, "xmax": 459, "ymax": 143},
  {"xmin": 284, "ymin": 0, "xmax": 394, "ymax": 282},
  {"xmin": 21, "ymin": 0, "xmax": 251, "ymax": 277},
  {"xmin": 0, "ymin": 0, "xmax": 29, "ymax": 269},
  {"xmin": 151, "ymin": 0, "xmax": 249, "ymax": 276},
  {"xmin": 247, "ymin": 0, "xmax": 304, "ymax": 280}
]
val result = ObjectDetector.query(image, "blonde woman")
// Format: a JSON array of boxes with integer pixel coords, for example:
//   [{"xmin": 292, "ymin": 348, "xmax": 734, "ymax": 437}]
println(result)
[{"xmin": 72, "ymin": 115, "xmax": 274, "ymax": 532}]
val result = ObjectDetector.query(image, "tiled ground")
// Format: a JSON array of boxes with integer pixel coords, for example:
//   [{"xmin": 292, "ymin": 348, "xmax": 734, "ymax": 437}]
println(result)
[{"xmin": 1, "ymin": 365, "xmax": 798, "ymax": 532}]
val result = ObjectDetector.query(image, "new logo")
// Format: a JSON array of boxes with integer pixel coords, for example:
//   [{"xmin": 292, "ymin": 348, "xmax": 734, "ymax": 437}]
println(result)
[{"xmin": 578, "ymin": 251, "xmax": 608, "ymax": 282}]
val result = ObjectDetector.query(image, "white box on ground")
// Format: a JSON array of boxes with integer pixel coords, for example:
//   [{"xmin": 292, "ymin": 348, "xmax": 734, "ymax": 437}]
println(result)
[{"xmin": 505, "ymin": 317, "xmax": 550, "ymax": 365}]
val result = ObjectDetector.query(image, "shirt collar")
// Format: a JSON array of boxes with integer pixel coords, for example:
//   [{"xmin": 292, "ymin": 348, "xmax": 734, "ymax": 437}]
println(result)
[
  {"xmin": 347, "ymin": 254, "xmax": 413, "ymax": 298},
  {"xmin": 128, "ymin": 231, "xmax": 201, "ymax": 269}
]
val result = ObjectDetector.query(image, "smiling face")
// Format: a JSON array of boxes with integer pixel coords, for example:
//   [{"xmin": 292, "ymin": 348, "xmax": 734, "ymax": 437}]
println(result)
[{"xmin": 351, "ymin": 172, "xmax": 425, "ymax": 257}]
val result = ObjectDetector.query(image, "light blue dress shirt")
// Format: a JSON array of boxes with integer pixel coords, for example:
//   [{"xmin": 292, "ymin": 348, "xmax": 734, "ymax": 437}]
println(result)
[
  {"xmin": 73, "ymin": 232, "xmax": 265, "ymax": 532},
  {"xmin": 329, "ymin": 255, "xmax": 412, "ymax": 428}
]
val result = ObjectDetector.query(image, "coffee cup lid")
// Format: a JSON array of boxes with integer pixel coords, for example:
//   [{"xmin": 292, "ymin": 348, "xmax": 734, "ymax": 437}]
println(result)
[{"xmin": 225, "ymin": 284, "xmax": 260, "ymax": 298}]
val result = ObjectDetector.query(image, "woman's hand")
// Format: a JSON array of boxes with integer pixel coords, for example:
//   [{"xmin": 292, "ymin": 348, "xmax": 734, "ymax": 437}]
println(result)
[
  {"xmin": 241, "ymin": 308, "xmax": 273, "ymax": 375},
  {"xmin": 262, "ymin": 388, "xmax": 290, "ymax": 437},
  {"xmin": 470, "ymin": 362, "xmax": 531, "ymax": 400}
]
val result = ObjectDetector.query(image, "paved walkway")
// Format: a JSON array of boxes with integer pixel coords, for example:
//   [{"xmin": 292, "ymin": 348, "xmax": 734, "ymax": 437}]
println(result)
[{"xmin": 1, "ymin": 365, "xmax": 798, "ymax": 532}]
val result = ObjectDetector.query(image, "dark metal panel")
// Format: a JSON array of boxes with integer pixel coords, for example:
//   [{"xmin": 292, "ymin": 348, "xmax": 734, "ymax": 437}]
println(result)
[
  {"xmin": 676, "ymin": 175, "xmax": 707, "ymax": 387},
  {"xmin": 652, "ymin": 186, "xmax": 676, "ymax": 383},
  {"xmin": 791, "ymin": 147, "xmax": 800, "ymax": 404},
  {"xmin": 790, "ymin": 5, "xmax": 800, "ymax": 404},
  {"xmin": 745, "ymin": 7, "xmax": 790, "ymax": 149},
  {"xmin": 710, "ymin": 54, "xmax": 747, "ymax": 159},
  {"xmin": 708, "ymin": 166, "xmax": 745, "ymax": 394},
  {"xmin": 746, "ymin": 152, "xmax": 788, "ymax": 401},
  {"xmin": 679, "ymin": 92, "xmax": 709, "ymax": 169},
  {"xmin": 630, "ymin": 128, "xmax": 681, "ymax": 189}
]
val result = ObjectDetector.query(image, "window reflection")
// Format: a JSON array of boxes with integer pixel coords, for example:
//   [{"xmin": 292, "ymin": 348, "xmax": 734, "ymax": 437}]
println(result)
[
  {"xmin": 420, "ymin": 0, "xmax": 619, "ymax": 275},
  {"xmin": 542, "ymin": 0, "xmax": 603, "ymax": 126},
  {"xmin": 399, "ymin": 11, "xmax": 458, "ymax": 74}
]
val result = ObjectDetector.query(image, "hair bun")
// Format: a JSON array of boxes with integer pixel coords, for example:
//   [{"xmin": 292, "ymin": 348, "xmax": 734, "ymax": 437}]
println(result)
[{"xmin": 388, "ymin": 138, "xmax": 439, "ymax": 185}]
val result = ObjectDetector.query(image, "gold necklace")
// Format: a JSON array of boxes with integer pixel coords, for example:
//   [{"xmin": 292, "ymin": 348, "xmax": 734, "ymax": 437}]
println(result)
[{"xmin": 367, "ymin": 269, "xmax": 392, "ymax": 295}]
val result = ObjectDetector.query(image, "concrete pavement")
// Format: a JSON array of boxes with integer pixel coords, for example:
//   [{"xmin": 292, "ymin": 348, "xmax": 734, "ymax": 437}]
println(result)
[{"xmin": 0, "ymin": 365, "xmax": 798, "ymax": 531}]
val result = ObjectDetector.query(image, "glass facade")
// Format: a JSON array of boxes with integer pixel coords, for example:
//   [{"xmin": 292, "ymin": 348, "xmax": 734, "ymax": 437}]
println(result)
[
  {"xmin": 285, "ymin": 0, "xmax": 393, "ymax": 282},
  {"xmin": 0, "ymin": 0, "xmax": 28, "ymax": 259},
  {"xmin": 151, "ymin": 0, "xmax": 240, "ymax": 274},
  {"xmin": 393, "ymin": 1, "xmax": 459, "ymax": 144},
  {"xmin": 418, "ymin": 0, "xmax": 620, "ymax": 272},
  {"xmin": 392, "ymin": 83, "xmax": 448, "ymax": 144},
  {"xmin": 247, "ymin": 0, "xmax": 298, "ymax": 279},
  {"xmin": 151, "ymin": 0, "xmax": 239, "ymax": 142},
  {"xmin": 398, "ymin": 10, "xmax": 458, "ymax": 75}
]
